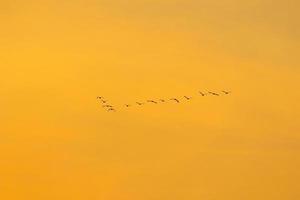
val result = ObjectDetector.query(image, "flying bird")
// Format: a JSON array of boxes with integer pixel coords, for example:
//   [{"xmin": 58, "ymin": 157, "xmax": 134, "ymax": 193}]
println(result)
[
  {"xmin": 208, "ymin": 92, "xmax": 219, "ymax": 96},
  {"xmin": 199, "ymin": 91, "xmax": 206, "ymax": 96},
  {"xmin": 107, "ymin": 108, "xmax": 116, "ymax": 112},
  {"xmin": 101, "ymin": 100, "xmax": 107, "ymax": 104},
  {"xmin": 222, "ymin": 90, "xmax": 231, "ymax": 95},
  {"xmin": 97, "ymin": 96, "xmax": 103, "ymax": 99},
  {"xmin": 136, "ymin": 102, "xmax": 144, "ymax": 105},
  {"xmin": 184, "ymin": 96, "xmax": 192, "ymax": 100},
  {"xmin": 159, "ymin": 99, "xmax": 165, "ymax": 102},
  {"xmin": 125, "ymin": 104, "xmax": 131, "ymax": 107},
  {"xmin": 170, "ymin": 98, "xmax": 180, "ymax": 103},
  {"xmin": 102, "ymin": 105, "xmax": 113, "ymax": 108},
  {"xmin": 147, "ymin": 100, "xmax": 158, "ymax": 104}
]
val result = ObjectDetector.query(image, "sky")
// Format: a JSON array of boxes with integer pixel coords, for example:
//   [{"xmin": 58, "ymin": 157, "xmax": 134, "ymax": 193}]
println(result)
[{"xmin": 0, "ymin": 0, "xmax": 299, "ymax": 199}]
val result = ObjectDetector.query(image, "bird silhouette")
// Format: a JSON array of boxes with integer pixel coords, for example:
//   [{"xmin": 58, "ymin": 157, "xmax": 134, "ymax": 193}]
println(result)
[
  {"xmin": 125, "ymin": 104, "xmax": 131, "ymax": 107},
  {"xmin": 97, "ymin": 96, "xmax": 103, "ymax": 99},
  {"xmin": 222, "ymin": 90, "xmax": 231, "ymax": 95},
  {"xmin": 101, "ymin": 100, "xmax": 107, "ymax": 104},
  {"xmin": 147, "ymin": 100, "xmax": 158, "ymax": 104},
  {"xmin": 208, "ymin": 92, "xmax": 219, "ymax": 96},
  {"xmin": 107, "ymin": 108, "xmax": 116, "ymax": 112},
  {"xmin": 159, "ymin": 99, "xmax": 165, "ymax": 102},
  {"xmin": 170, "ymin": 98, "xmax": 180, "ymax": 103},
  {"xmin": 184, "ymin": 96, "xmax": 192, "ymax": 100},
  {"xmin": 102, "ymin": 105, "xmax": 113, "ymax": 108},
  {"xmin": 199, "ymin": 91, "xmax": 206, "ymax": 96},
  {"xmin": 136, "ymin": 102, "xmax": 144, "ymax": 105}
]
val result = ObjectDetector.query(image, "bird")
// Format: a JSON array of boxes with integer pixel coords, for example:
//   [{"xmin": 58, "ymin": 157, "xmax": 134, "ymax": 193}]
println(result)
[
  {"xmin": 184, "ymin": 96, "xmax": 192, "ymax": 100},
  {"xmin": 136, "ymin": 102, "xmax": 144, "ymax": 106},
  {"xmin": 107, "ymin": 108, "xmax": 116, "ymax": 112},
  {"xmin": 222, "ymin": 90, "xmax": 231, "ymax": 95},
  {"xmin": 97, "ymin": 96, "xmax": 103, "ymax": 99},
  {"xmin": 147, "ymin": 100, "xmax": 158, "ymax": 104},
  {"xmin": 199, "ymin": 91, "xmax": 206, "ymax": 96},
  {"xmin": 101, "ymin": 100, "xmax": 107, "ymax": 104},
  {"xmin": 102, "ymin": 105, "xmax": 113, "ymax": 108},
  {"xmin": 125, "ymin": 104, "xmax": 131, "ymax": 107},
  {"xmin": 208, "ymin": 91, "xmax": 219, "ymax": 96},
  {"xmin": 170, "ymin": 98, "xmax": 180, "ymax": 103},
  {"xmin": 159, "ymin": 99, "xmax": 165, "ymax": 102}
]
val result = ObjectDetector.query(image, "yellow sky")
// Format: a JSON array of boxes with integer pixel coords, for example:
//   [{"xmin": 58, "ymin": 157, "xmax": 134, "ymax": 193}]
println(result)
[{"xmin": 1, "ymin": 0, "xmax": 299, "ymax": 199}]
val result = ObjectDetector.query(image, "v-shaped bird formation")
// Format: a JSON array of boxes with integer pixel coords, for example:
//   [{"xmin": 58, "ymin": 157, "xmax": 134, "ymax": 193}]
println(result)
[{"xmin": 97, "ymin": 90, "xmax": 231, "ymax": 112}]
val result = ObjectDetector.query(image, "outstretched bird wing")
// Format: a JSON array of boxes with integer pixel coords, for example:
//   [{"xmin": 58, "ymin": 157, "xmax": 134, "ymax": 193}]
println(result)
[
  {"xmin": 199, "ymin": 92, "xmax": 205, "ymax": 96},
  {"xmin": 222, "ymin": 90, "xmax": 231, "ymax": 94},
  {"xmin": 147, "ymin": 100, "xmax": 157, "ymax": 104},
  {"xmin": 209, "ymin": 92, "xmax": 219, "ymax": 96},
  {"xmin": 170, "ymin": 98, "xmax": 180, "ymax": 103}
]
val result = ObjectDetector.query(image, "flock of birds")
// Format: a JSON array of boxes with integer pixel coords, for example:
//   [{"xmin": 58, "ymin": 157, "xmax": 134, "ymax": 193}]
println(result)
[{"xmin": 97, "ymin": 90, "xmax": 231, "ymax": 112}]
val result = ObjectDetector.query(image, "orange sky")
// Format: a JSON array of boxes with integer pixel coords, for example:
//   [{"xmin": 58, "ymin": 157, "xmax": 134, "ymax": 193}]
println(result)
[{"xmin": 1, "ymin": 1, "xmax": 299, "ymax": 199}]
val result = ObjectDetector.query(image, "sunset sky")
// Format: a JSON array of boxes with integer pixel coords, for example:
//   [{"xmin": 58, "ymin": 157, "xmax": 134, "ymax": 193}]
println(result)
[{"xmin": 1, "ymin": 0, "xmax": 299, "ymax": 199}]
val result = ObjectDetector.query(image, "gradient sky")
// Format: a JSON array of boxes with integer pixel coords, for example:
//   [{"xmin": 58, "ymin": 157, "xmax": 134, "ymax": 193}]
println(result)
[{"xmin": 1, "ymin": 1, "xmax": 299, "ymax": 199}]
